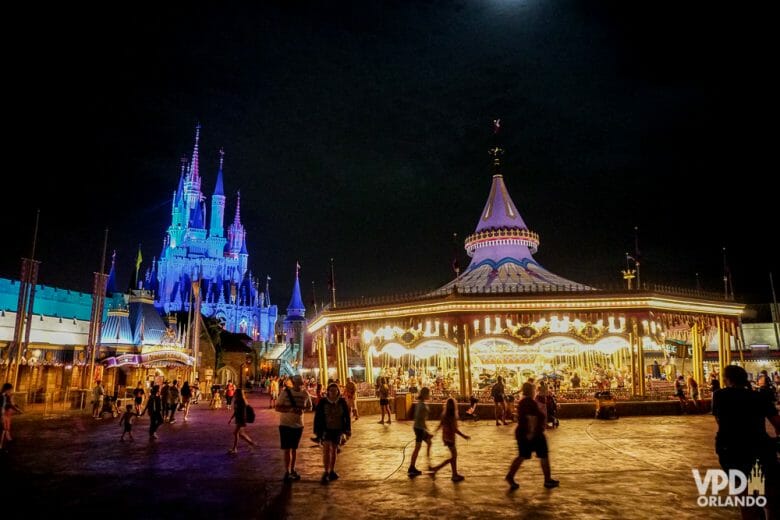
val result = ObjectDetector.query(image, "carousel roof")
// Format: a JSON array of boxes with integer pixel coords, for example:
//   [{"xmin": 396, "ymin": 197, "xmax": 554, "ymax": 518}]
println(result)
[{"xmin": 439, "ymin": 153, "xmax": 592, "ymax": 294}]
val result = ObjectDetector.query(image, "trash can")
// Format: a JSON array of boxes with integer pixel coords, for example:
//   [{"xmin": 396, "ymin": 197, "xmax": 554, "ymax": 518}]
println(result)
[{"xmin": 395, "ymin": 392, "xmax": 414, "ymax": 421}]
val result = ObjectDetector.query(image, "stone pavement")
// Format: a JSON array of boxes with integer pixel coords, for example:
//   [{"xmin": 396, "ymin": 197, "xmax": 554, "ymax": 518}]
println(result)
[{"xmin": 1, "ymin": 393, "xmax": 748, "ymax": 519}]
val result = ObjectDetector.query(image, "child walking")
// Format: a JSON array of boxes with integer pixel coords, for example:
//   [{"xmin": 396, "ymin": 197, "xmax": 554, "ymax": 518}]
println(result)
[
  {"xmin": 118, "ymin": 404, "xmax": 137, "ymax": 441},
  {"xmin": 430, "ymin": 397, "xmax": 470, "ymax": 482},
  {"xmin": 407, "ymin": 387, "xmax": 433, "ymax": 476}
]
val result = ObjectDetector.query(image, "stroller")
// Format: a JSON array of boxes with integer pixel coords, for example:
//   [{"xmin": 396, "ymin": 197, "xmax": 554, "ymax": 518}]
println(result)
[
  {"xmin": 595, "ymin": 391, "xmax": 618, "ymax": 420},
  {"xmin": 463, "ymin": 396, "xmax": 480, "ymax": 421},
  {"xmin": 99, "ymin": 396, "xmax": 120, "ymax": 418}
]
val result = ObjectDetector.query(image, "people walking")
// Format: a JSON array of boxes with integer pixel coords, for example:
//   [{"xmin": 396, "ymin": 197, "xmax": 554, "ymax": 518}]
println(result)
[
  {"xmin": 1, "ymin": 383, "xmax": 23, "ymax": 449},
  {"xmin": 91, "ymin": 380, "xmax": 105, "ymax": 419},
  {"xmin": 429, "ymin": 397, "xmax": 470, "ymax": 481},
  {"xmin": 687, "ymin": 374, "xmax": 699, "ymax": 410},
  {"xmin": 377, "ymin": 376, "xmax": 392, "ymax": 424},
  {"xmin": 227, "ymin": 389, "xmax": 256, "ymax": 454},
  {"xmin": 505, "ymin": 382, "xmax": 559, "ymax": 490},
  {"xmin": 142, "ymin": 385, "xmax": 164, "ymax": 440},
  {"xmin": 712, "ymin": 365, "xmax": 780, "ymax": 519},
  {"xmin": 313, "ymin": 383, "xmax": 351, "ymax": 483},
  {"xmin": 118, "ymin": 404, "xmax": 137, "ymax": 441},
  {"xmin": 275, "ymin": 374, "xmax": 313, "ymax": 481},
  {"xmin": 166, "ymin": 380, "xmax": 179, "ymax": 423},
  {"xmin": 180, "ymin": 381, "xmax": 192, "ymax": 421},
  {"xmin": 407, "ymin": 387, "xmax": 433, "ymax": 476},
  {"xmin": 344, "ymin": 377, "xmax": 359, "ymax": 421},
  {"xmin": 492, "ymin": 375, "xmax": 508, "ymax": 425},
  {"xmin": 132, "ymin": 382, "xmax": 145, "ymax": 415},
  {"xmin": 225, "ymin": 381, "xmax": 236, "ymax": 410},
  {"xmin": 269, "ymin": 376, "xmax": 279, "ymax": 409}
]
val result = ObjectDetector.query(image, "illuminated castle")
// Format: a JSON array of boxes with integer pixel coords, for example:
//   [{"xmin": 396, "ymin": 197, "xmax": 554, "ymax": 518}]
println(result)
[{"xmin": 147, "ymin": 124, "xmax": 277, "ymax": 340}]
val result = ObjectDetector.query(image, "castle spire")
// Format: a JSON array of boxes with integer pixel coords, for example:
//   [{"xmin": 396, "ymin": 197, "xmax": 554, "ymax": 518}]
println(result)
[
  {"xmin": 176, "ymin": 157, "xmax": 187, "ymax": 203},
  {"xmin": 214, "ymin": 147, "xmax": 225, "ymax": 196},
  {"xmin": 209, "ymin": 148, "xmax": 227, "ymax": 239},
  {"xmin": 190, "ymin": 123, "xmax": 201, "ymax": 182},
  {"xmin": 233, "ymin": 190, "xmax": 242, "ymax": 225},
  {"xmin": 286, "ymin": 261, "xmax": 305, "ymax": 318}
]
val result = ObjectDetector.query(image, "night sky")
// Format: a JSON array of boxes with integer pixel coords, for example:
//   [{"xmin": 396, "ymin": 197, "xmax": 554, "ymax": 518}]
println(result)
[{"xmin": 6, "ymin": 2, "xmax": 777, "ymax": 306}]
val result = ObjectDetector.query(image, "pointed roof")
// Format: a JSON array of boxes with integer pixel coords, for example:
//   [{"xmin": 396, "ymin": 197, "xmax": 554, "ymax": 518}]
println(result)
[
  {"xmin": 438, "ymin": 128, "xmax": 591, "ymax": 294},
  {"xmin": 176, "ymin": 158, "xmax": 186, "ymax": 203},
  {"xmin": 240, "ymin": 235, "xmax": 248, "ymax": 255},
  {"xmin": 214, "ymin": 147, "xmax": 225, "ymax": 197},
  {"xmin": 189, "ymin": 123, "xmax": 201, "ymax": 182},
  {"xmin": 475, "ymin": 174, "xmax": 528, "ymax": 233},
  {"xmin": 233, "ymin": 190, "xmax": 242, "ymax": 225},
  {"xmin": 286, "ymin": 264, "xmax": 305, "ymax": 318}
]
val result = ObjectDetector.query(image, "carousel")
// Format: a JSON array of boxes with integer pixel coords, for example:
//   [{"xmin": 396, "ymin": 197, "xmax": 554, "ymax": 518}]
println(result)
[{"xmin": 308, "ymin": 140, "xmax": 744, "ymax": 400}]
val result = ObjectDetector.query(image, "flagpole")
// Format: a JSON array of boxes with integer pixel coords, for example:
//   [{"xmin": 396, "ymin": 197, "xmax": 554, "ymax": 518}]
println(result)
[
  {"xmin": 312, "ymin": 281, "xmax": 318, "ymax": 314},
  {"xmin": 722, "ymin": 247, "xmax": 730, "ymax": 300},
  {"xmin": 633, "ymin": 226, "xmax": 641, "ymax": 290},
  {"xmin": 329, "ymin": 258, "xmax": 336, "ymax": 309}
]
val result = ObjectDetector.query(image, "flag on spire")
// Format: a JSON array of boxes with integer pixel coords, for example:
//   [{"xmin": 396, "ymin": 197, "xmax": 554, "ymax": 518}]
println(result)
[
  {"xmin": 296, "ymin": 261, "xmax": 301, "ymax": 278},
  {"xmin": 493, "ymin": 118, "xmax": 501, "ymax": 134},
  {"xmin": 133, "ymin": 244, "xmax": 143, "ymax": 289}
]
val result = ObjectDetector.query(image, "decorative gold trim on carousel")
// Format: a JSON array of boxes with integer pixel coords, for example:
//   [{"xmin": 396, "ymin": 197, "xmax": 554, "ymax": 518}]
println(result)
[
  {"xmin": 308, "ymin": 296, "xmax": 744, "ymax": 333},
  {"xmin": 464, "ymin": 228, "xmax": 540, "ymax": 255},
  {"xmin": 513, "ymin": 325, "xmax": 543, "ymax": 343}
]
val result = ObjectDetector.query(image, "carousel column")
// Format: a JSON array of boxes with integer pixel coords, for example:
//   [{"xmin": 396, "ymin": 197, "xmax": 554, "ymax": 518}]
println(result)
[
  {"xmin": 337, "ymin": 326, "xmax": 348, "ymax": 384},
  {"xmin": 364, "ymin": 345, "xmax": 374, "ymax": 385},
  {"xmin": 457, "ymin": 326, "xmax": 467, "ymax": 397},
  {"xmin": 692, "ymin": 323, "xmax": 704, "ymax": 387},
  {"xmin": 632, "ymin": 320, "xmax": 645, "ymax": 397},
  {"xmin": 463, "ymin": 323, "xmax": 473, "ymax": 397},
  {"xmin": 725, "ymin": 320, "xmax": 733, "ymax": 366},
  {"xmin": 318, "ymin": 331, "xmax": 329, "ymax": 389},
  {"xmin": 728, "ymin": 321, "xmax": 736, "ymax": 367},
  {"xmin": 717, "ymin": 317, "xmax": 727, "ymax": 379},
  {"xmin": 628, "ymin": 331, "xmax": 637, "ymax": 397}
]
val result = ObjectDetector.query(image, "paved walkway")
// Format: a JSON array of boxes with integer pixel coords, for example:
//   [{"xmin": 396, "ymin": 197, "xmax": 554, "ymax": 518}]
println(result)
[{"xmin": 2, "ymin": 393, "xmax": 745, "ymax": 519}]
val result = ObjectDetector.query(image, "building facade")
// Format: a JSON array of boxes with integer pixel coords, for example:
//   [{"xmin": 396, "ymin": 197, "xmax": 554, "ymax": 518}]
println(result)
[{"xmin": 151, "ymin": 124, "xmax": 277, "ymax": 341}]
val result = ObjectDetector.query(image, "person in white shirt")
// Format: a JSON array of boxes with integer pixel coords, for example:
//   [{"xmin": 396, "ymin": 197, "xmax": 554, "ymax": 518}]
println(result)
[{"xmin": 276, "ymin": 374, "xmax": 313, "ymax": 481}]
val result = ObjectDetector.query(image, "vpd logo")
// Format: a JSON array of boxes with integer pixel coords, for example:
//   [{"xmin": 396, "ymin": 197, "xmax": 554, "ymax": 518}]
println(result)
[{"xmin": 692, "ymin": 462, "xmax": 766, "ymax": 508}]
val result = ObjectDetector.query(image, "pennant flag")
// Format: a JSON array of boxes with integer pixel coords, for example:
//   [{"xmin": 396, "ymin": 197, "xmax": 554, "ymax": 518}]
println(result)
[{"xmin": 296, "ymin": 261, "xmax": 301, "ymax": 277}]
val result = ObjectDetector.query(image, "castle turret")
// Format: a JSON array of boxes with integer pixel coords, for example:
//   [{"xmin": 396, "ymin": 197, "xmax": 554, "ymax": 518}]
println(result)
[
  {"xmin": 283, "ymin": 262, "xmax": 306, "ymax": 369},
  {"xmin": 209, "ymin": 148, "xmax": 226, "ymax": 238},
  {"xmin": 227, "ymin": 191, "xmax": 246, "ymax": 258}
]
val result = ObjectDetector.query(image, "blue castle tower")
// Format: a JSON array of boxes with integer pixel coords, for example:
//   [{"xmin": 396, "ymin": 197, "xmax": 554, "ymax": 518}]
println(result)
[{"xmin": 151, "ymin": 125, "xmax": 277, "ymax": 340}]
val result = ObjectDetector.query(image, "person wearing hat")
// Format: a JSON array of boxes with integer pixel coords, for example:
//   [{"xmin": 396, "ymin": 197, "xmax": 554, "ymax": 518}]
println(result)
[{"xmin": 275, "ymin": 374, "xmax": 313, "ymax": 482}]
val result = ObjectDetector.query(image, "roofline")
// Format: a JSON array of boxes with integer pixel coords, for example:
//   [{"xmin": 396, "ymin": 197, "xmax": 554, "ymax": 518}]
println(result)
[{"xmin": 307, "ymin": 292, "xmax": 745, "ymax": 333}]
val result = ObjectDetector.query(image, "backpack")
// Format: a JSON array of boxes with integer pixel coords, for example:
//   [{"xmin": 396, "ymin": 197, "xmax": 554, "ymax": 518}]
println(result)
[{"xmin": 245, "ymin": 404, "xmax": 256, "ymax": 423}]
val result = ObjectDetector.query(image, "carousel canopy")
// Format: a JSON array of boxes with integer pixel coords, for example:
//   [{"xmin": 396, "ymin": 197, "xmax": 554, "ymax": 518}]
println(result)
[{"xmin": 439, "ymin": 172, "xmax": 592, "ymax": 294}]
